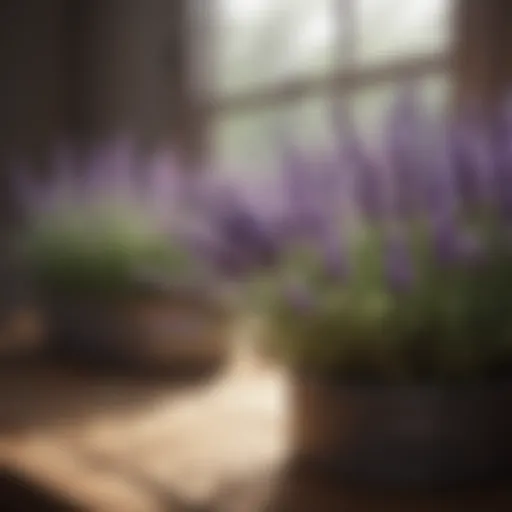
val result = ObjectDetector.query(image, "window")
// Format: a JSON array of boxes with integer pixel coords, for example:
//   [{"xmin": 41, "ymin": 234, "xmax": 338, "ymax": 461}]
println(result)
[
  {"xmin": 203, "ymin": 0, "xmax": 453, "ymax": 171},
  {"xmin": 214, "ymin": 0, "xmax": 336, "ymax": 95},
  {"xmin": 357, "ymin": 0, "xmax": 451, "ymax": 66}
]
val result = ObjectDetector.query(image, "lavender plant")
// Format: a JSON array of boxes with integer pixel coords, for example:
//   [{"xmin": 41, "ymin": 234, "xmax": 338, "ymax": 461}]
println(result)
[
  {"xmin": 249, "ymin": 92, "xmax": 512, "ymax": 383},
  {"xmin": 12, "ymin": 140, "xmax": 226, "ymax": 301}
]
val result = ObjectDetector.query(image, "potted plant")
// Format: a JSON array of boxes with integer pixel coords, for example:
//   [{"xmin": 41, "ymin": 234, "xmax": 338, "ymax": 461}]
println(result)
[
  {"xmin": 11, "ymin": 141, "xmax": 236, "ymax": 373},
  {"xmin": 248, "ymin": 93, "xmax": 512, "ymax": 487}
]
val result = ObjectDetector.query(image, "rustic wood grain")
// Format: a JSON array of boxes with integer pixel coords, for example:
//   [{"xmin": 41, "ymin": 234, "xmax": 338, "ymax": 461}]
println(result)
[{"xmin": 0, "ymin": 339, "xmax": 511, "ymax": 511}]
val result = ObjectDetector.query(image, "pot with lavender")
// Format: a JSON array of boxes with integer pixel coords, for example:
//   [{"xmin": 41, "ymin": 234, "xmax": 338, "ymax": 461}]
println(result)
[
  {"xmin": 12, "ymin": 141, "xmax": 235, "ymax": 373},
  {"xmin": 249, "ymin": 92, "xmax": 512, "ymax": 488}
]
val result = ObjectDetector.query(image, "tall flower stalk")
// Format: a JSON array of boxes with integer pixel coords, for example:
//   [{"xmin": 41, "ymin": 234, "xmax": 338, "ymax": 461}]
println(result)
[{"xmin": 241, "ymin": 89, "xmax": 512, "ymax": 382}]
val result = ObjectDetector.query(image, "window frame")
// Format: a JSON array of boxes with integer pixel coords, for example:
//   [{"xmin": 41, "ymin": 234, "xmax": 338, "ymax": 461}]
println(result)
[{"xmin": 198, "ymin": 0, "xmax": 452, "ymax": 161}]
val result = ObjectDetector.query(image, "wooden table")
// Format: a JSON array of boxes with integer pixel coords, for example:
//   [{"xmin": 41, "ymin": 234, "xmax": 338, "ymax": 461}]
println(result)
[{"xmin": 0, "ymin": 346, "xmax": 511, "ymax": 511}]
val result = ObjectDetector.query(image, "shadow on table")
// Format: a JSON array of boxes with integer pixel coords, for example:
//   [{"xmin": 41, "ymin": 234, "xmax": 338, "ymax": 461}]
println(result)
[
  {"xmin": 0, "ymin": 469, "xmax": 80, "ymax": 512},
  {"xmin": 215, "ymin": 463, "xmax": 512, "ymax": 512},
  {"xmin": 265, "ymin": 465, "xmax": 512, "ymax": 512},
  {"xmin": 0, "ymin": 358, "xmax": 223, "ymax": 436}
]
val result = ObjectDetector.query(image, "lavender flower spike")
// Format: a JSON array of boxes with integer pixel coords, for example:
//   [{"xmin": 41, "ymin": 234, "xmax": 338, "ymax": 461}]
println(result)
[
  {"xmin": 450, "ymin": 119, "xmax": 494, "ymax": 209},
  {"xmin": 384, "ymin": 86, "xmax": 425, "ymax": 217},
  {"xmin": 281, "ymin": 143, "xmax": 312, "ymax": 211},
  {"xmin": 144, "ymin": 149, "xmax": 180, "ymax": 223},
  {"xmin": 491, "ymin": 134, "xmax": 512, "ymax": 222},
  {"xmin": 212, "ymin": 183, "xmax": 279, "ymax": 270},
  {"xmin": 350, "ymin": 142, "xmax": 387, "ymax": 221},
  {"xmin": 422, "ymin": 133, "xmax": 458, "ymax": 220}
]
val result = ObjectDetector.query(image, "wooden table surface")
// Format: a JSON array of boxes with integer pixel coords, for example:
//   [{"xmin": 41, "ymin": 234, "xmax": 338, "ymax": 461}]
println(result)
[{"xmin": 0, "ymin": 339, "xmax": 511, "ymax": 511}]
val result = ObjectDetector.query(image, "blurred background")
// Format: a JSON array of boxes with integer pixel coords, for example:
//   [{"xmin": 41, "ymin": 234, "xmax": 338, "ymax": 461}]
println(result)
[
  {"xmin": 1, "ymin": 1, "xmax": 512, "ymax": 510},
  {"xmin": 212, "ymin": 0, "xmax": 451, "ymax": 172},
  {"xmin": 0, "ymin": 1, "xmax": 496, "ymax": 183},
  {"xmin": 1, "ymin": 1, "xmax": 511, "ymax": 182}
]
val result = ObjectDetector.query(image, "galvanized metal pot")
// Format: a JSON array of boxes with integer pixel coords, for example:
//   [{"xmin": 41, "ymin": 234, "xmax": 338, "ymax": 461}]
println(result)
[{"xmin": 291, "ymin": 374, "xmax": 512, "ymax": 488}]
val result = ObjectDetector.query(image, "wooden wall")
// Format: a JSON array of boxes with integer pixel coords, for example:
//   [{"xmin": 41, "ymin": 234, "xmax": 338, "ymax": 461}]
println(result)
[{"xmin": 0, "ymin": 0, "xmax": 200, "ymax": 225}]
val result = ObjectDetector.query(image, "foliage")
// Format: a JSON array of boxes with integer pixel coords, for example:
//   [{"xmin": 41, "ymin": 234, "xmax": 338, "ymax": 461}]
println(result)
[
  {"xmin": 245, "ymin": 91, "xmax": 512, "ymax": 383},
  {"xmin": 12, "ymin": 142, "xmax": 216, "ymax": 301},
  {"xmin": 19, "ymin": 203, "xmax": 201, "ymax": 300}
]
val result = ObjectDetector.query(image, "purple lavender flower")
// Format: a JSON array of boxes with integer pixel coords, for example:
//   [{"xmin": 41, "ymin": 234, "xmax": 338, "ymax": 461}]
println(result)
[
  {"xmin": 490, "ymin": 115, "xmax": 512, "ymax": 221},
  {"xmin": 77, "ymin": 137, "xmax": 136, "ymax": 202},
  {"xmin": 176, "ymin": 167, "xmax": 208, "ymax": 213},
  {"xmin": 384, "ymin": 230, "xmax": 415, "ymax": 292},
  {"xmin": 385, "ymin": 84, "xmax": 419, "ymax": 126},
  {"xmin": 211, "ymin": 184, "xmax": 279, "ymax": 270},
  {"xmin": 449, "ymin": 118, "xmax": 494, "ymax": 209},
  {"xmin": 344, "ymin": 133, "xmax": 385, "ymax": 221},
  {"xmin": 330, "ymin": 107, "xmax": 389, "ymax": 223},
  {"xmin": 143, "ymin": 149, "xmax": 181, "ymax": 223},
  {"xmin": 384, "ymin": 87, "xmax": 425, "ymax": 217},
  {"xmin": 244, "ymin": 175, "xmax": 293, "ymax": 255},
  {"xmin": 281, "ymin": 144, "xmax": 312, "ymax": 210},
  {"xmin": 187, "ymin": 171, "xmax": 286, "ymax": 275},
  {"xmin": 486, "ymin": 94, "xmax": 512, "ymax": 219},
  {"xmin": 279, "ymin": 144, "xmax": 331, "ymax": 239},
  {"xmin": 449, "ymin": 127, "xmax": 478, "ymax": 206},
  {"xmin": 352, "ymin": 149, "xmax": 388, "ymax": 221},
  {"xmin": 80, "ymin": 143, "xmax": 115, "ymax": 200},
  {"xmin": 108, "ymin": 135, "xmax": 138, "ymax": 193},
  {"xmin": 492, "ymin": 155, "xmax": 512, "ymax": 221},
  {"xmin": 317, "ymin": 151, "xmax": 354, "ymax": 228},
  {"xmin": 320, "ymin": 153, "xmax": 343, "ymax": 199},
  {"xmin": 495, "ymin": 183, "xmax": 512, "ymax": 223},
  {"xmin": 422, "ymin": 134, "xmax": 458, "ymax": 220},
  {"xmin": 495, "ymin": 93, "xmax": 512, "ymax": 144},
  {"xmin": 391, "ymin": 163, "xmax": 419, "ymax": 218},
  {"xmin": 333, "ymin": 110, "xmax": 390, "ymax": 221}
]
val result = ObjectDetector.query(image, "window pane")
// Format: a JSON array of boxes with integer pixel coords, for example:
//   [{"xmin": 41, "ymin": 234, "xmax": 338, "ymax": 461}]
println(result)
[
  {"xmin": 214, "ymin": 107, "xmax": 285, "ymax": 173},
  {"xmin": 350, "ymin": 73, "xmax": 452, "ymax": 138},
  {"xmin": 213, "ymin": 74, "xmax": 451, "ymax": 172},
  {"xmin": 214, "ymin": 96, "xmax": 333, "ymax": 172},
  {"xmin": 214, "ymin": 0, "xmax": 337, "ymax": 96},
  {"xmin": 357, "ymin": 0, "xmax": 452, "ymax": 66}
]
